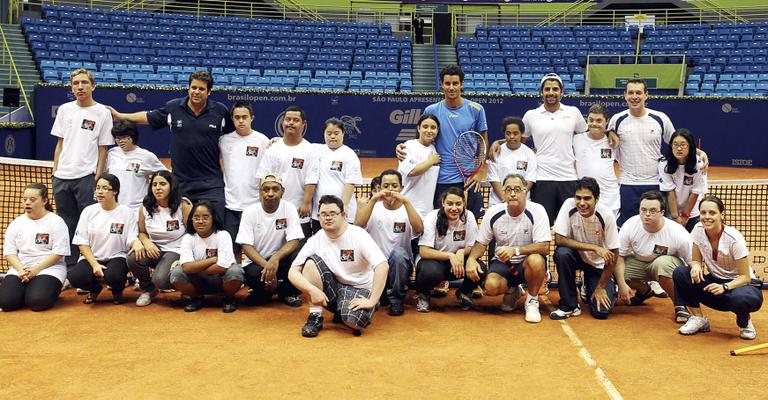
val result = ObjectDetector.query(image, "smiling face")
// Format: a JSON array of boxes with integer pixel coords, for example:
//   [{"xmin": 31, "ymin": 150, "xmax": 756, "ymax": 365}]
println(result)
[
  {"xmin": 70, "ymin": 72, "xmax": 94, "ymax": 105},
  {"xmin": 324, "ymin": 124, "xmax": 344, "ymax": 149},
  {"xmin": 232, "ymin": 106, "xmax": 254, "ymax": 136},
  {"xmin": 191, "ymin": 205, "xmax": 214, "ymax": 238},
  {"xmin": 574, "ymin": 188, "xmax": 597, "ymax": 218},
  {"xmin": 22, "ymin": 187, "xmax": 48, "ymax": 219},
  {"xmin": 624, "ymin": 82, "xmax": 647, "ymax": 114},
  {"xmin": 504, "ymin": 122, "xmax": 523, "ymax": 150},
  {"xmin": 540, "ymin": 80, "xmax": 563, "ymax": 109},
  {"xmin": 441, "ymin": 74, "xmax": 463, "ymax": 102},
  {"xmin": 442, "ymin": 193, "xmax": 465, "ymax": 222},
  {"xmin": 187, "ymin": 78, "xmax": 211, "ymax": 110},
  {"xmin": 698, "ymin": 200, "xmax": 724, "ymax": 232},
  {"xmin": 587, "ymin": 112, "xmax": 607, "ymax": 139},
  {"xmin": 417, "ymin": 117, "xmax": 439, "ymax": 146}
]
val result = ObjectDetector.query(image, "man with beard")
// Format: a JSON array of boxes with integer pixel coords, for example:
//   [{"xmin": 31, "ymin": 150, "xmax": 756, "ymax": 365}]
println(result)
[
  {"xmin": 236, "ymin": 174, "xmax": 304, "ymax": 307},
  {"xmin": 521, "ymin": 73, "xmax": 588, "ymax": 225},
  {"xmin": 109, "ymin": 70, "xmax": 232, "ymax": 222}
]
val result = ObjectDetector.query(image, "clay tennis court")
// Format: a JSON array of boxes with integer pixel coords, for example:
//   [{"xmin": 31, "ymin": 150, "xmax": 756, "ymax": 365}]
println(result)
[{"xmin": 2, "ymin": 159, "xmax": 767, "ymax": 399}]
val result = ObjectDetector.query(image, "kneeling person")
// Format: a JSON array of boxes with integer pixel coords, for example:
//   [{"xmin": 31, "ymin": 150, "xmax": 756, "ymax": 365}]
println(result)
[
  {"xmin": 237, "ymin": 174, "xmax": 304, "ymax": 307},
  {"xmin": 288, "ymin": 195, "xmax": 389, "ymax": 337},
  {"xmin": 459, "ymin": 174, "xmax": 551, "ymax": 323},
  {"xmin": 552, "ymin": 177, "xmax": 620, "ymax": 320}
]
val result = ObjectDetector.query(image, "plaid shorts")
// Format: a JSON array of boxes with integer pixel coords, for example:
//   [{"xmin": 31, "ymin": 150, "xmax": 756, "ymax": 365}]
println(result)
[{"xmin": 309, "ymin": 255, "xmax": 375, "ymax": 330}]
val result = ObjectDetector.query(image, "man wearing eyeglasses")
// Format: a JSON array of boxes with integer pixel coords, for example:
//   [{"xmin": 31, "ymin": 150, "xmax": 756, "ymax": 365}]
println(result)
[
  {"xmin": 288, "ymin": 195, "xmax": 389, "ymax": 338},
  {"xmin": 236, "ymin": 174, "xmax": 304, "ymax": 308},
  {"xmin": 354, "ymin": 169, "xmax": 424, "ymax": 316},
  {"xmin": 614, "ymin": 190, "xmax": 693, "ymax": 323},
  {"xmin": 460, "ymin": 174, "xmax": 551, "ymax": 323}
]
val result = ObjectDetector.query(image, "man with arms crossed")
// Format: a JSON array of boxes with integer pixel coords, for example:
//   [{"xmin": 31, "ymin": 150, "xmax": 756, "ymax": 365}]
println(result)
[
  {"xmin": 288, "ymin": 195, "xmax": 389, "ymax": 338},
  {"xmin": 551, "ymin": 177, "xmax": 620, "ymax": 320}
]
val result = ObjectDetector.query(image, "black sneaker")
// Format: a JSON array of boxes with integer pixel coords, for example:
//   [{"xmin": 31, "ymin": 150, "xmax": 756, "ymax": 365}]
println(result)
[
  {"xmin": 184, "ymin": 296, "xmax": 204, "ymax": 312},
  {"xmin": 456, "ymin": 290, "xmax": 474, "ymax": 311},
  {"xmin": 302, "ymin": 313, "xmax": 324, "ymax": 337},
  {"xmin": 111, "ymin": 291, "xmax": 123, "ymax": 305},
  {"xmin": 222, "ymin": 297, "xmax": 237, "ymax": 313},
  {"xmin": 332, "ymin": 312, "xmax": 343, "ymax": 324},
  {"xmin": 388, "ymin": 302, "xmax": 405, "ymax": 316},
  {"xmin": 280, "ymin": 295, "xmax": 303, "ymax": 308},
  {"xmin": 629, "ymin": 289, "xmax": 653, "ymax": 306}
]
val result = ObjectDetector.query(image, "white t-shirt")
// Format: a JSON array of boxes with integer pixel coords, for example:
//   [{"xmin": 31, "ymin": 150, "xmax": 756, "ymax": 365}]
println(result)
[
  {"xmin": 72, "ymin": 203, "xmax": 138, "ymax": 261},
  {"xmin": 256, "ymin": 139, "xmax": 317, "ymax": 222},
  {"xmin": 219, "ymin": 130, "xmax": 270, "ymax": 211},
  {"xmin": 142, "ymin": 204, "xmax": 186, "ymax": 253},
  {"xmin": 553, "ymin": 198, "xmax": 620, "ymax": 268},
  {"xmin": 51, "ymin": 101, "xmax": 114, "ymax": 179},
  {"xmin": 487, "ymin": 143, "xmax": 538, "ymax": 207},
  {"xmin": 618, "ymin": 215, "xmax": 692, "ymax": 264},
  {"xmin": 521, "ymin": 104, "xmax": 587, "ymax": 181},
  {"xmin": 658, "ymin": 156, "xmax": 708, "ymax": 219},
  {"xmin": 3, "ymin": 212, "xmax": 70, "ymax": 283},
  {"xmin": 418, "ymin": 209, "xmax": 478, "ymax": 263},
  {"xmin": 236, "ymin": 199, "xmax": 304, "ymax": 265},
  {"xmin": 477, "ymin": 201, "xmax": 551, "ymax": 264},
  {"xmin": 398, "ymin": 139, "xmax": 440, "ymax": 218},
  {"xmin": 364, "ymin": 202, "xmax": 419, "ymax": 260},
  {"xmin": 572, "ymin": 133, "xmax": 620, "ymax": 214},
  {"xmin": 309, "ymin": 144, "xmax": 363, "ymax": 222},
  {"xmin": 690, "ymin": 223, "xmax": 753, "ymax": 280},
  {"xmin": 106, "ymin": 146, "xmax": 166, "ymax": 209},
  {"xmin": 609, "ymin": 108, "xmax": 675, "ymax": 185},
  {"xmin": 179, "ymin": 230, "xmax": 236, "ymax": 269},
  {"xmin": 292, "ymin": 224, "xmax": 387, "ymax": 290}
]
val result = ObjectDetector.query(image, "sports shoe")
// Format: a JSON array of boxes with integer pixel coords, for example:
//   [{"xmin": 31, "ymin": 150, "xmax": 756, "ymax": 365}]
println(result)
[
  {"xmin": 500, "ymin": 285, "xmax": 522, "ymax": 312},
  {"xmin": 678, "ymin": 315, "xmax": 710, "ymax": 335},
  {"xmin": 301, "ymin": 313, "xmax": 324, "ymax": 337},
  {"xmin": 280, "ymin": 295, "xmax": 303, "ymax": 308},
  {"xmin": 184, "ymin": 296, "xmax": 204, "ymax": 312},
  {"xmin": 471, "ymin": 287, "xmax": 484, "ymax": 299},
  {"xmin": 456, "ymin": 290, "xmax": 474, "ymax": 311},
  {"xmin": 550, "ymin": 306, "xmax": 582, "ymax": 320},
  {"xmin": 415, "ymin": 293, "xmax": 431, "ymax": 313},
  {"xmin": 135, "ymin": 289, "xmax": 158, "ymax": 307},
  {"xmin": 431, "ymin": 280, "xmax": 450, "ymax": 298},
  {"xmin": 524, "ymin": 297, "xmax": 541, "ymax": 323},
  {"xmin": 675, "ymin": 306, "xmax": 691, "ymax": 323},
  {"xmin": 222, "ymin": 297, "xmax": 237, "ymax": 313},
  {"xmin": 740, "ymin": 319, "xmax": 757, "ymax": 340},
  {"xmin": 629, "ymin": 289, "xmax": 654, "ymax": 306},
  {"xmin": 388, "ymin": 302, "xmax": 405, "ymax": 316},
  {"xmin": 648, "ymin": 281, "xmax": 669, "ymax": 298},
  {"xmin": 579, "ymin": 282, "xmax": 588, "ymax": 303}
]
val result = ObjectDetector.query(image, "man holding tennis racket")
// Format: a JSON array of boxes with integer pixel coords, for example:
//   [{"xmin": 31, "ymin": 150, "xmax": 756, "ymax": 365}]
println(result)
[{"xmin": 396, "ymin": 64, "xmax": 488, "ymax": 217}]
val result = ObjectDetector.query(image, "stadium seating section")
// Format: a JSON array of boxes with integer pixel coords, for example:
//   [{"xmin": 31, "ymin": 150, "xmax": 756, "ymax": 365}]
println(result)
[{"xmin": 23, "ymin": 4, "xmax": 768, "ymax": 96}]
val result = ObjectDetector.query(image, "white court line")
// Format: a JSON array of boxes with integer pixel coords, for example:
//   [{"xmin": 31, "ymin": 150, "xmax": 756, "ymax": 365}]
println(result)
[{"xmin": 543, "ymin": 298, "xmax": 623, "ymax": 400}]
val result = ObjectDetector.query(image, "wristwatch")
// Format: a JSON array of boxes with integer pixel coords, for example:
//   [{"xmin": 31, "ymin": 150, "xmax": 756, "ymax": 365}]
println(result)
[
  {"xmin": 723, "ymin": 283, "xmax": 730, "ymax": 292},
  {"xmin": 514, "ymin": 247, "xmax": 520, "ymax": 257}
]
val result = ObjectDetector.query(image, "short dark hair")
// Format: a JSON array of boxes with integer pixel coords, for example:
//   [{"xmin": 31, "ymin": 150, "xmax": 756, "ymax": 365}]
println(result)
[
  {"xmin": 588, "ymin": 103, "xmax": 609, "ymax": 120},
  {"xmin": 186, "ymin": 201, "xmax": 224, "ymax": 234},
  {"xmin": 626, "ymin": 78, "xmax": 647, "ymax": 93},
  {"xmin": 501, "ymin": 116, "xmax": 525, "ymax": 135},
  {"xmin": 699, "ymin": 194, "xmax": 725, "ymax": 213},
  {"xmin": 324, "ymin": 117, "xmax": 344, "ymax": 131},
  {"xmin": 640, "ymin": 190, "xmax": 666, "ymax": 213},
  {"xmin": 284, "ymin": 105, "xmax": 307, "ymax": 122},
  {"xmin": 189, "ymin": 70, "xmax": 213, "ymax": 90},
  {"xmin": 318, "ymin": 194, "xmax": 344, "ymax": 213},
  {"xmin": 369, "ymin": 175, "xmax": 382, "ymax": 195},
  {"xmin": 502, "ymin": 173, "xmax": 527, "ymax": 188},
  {"xmin": 112, "ymin": 120, "xmax": 139, "ymax": 144},
  {"xmin": 439, "ymin": 64, "xmax": 464, "ymax": 83},
  {"xmin": 231, "ymin": 100, "xmax": 253, "ymax": 117},
  {"xmin": 97, "ymin": 173, "xmax": 121, "ymax": 201},
  {"xmin": 379, "ymin": 169, "xmax": 403, "ymax": 185},
  {"xmin": 575, "ymin": 177, "xmax": 600, "ymax": 199}
]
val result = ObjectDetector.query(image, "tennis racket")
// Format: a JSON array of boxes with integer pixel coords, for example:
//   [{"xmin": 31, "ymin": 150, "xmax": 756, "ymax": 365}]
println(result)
[{"xmin": 453, "ymin": 130, "xmax": 487, "ymax": 184}]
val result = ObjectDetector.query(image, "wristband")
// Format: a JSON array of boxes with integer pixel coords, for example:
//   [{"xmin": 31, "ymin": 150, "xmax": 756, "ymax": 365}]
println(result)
[
  {"xmin": 680, "ymin": 211, "xmax": 690, "ymax": 218},
  {"xmin": 514, "ymin": 247, "xmax": 520, "ymax": 257}
]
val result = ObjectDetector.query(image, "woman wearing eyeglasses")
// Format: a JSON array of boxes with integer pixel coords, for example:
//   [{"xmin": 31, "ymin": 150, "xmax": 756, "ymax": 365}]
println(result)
[
  {"xmin": 658, "ymin": 128, "xmax": 707, "ymax": 232},
  {"xmin": 673, "ymin": 195, "xmax": 763, "ymax": 339},
  {"xmin": 68, "ymin": 173, "xmax": 138, "ymax": 304}
]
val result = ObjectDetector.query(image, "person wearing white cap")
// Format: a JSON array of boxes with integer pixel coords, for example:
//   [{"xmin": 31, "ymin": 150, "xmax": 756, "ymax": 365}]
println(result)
[
  {"xmin": 236, "ymin": 174, "xmax": 305, "ymax": 307},
  {"xmin": 521, "ymin": 73, "xmax": 588, "ymax": 226}
]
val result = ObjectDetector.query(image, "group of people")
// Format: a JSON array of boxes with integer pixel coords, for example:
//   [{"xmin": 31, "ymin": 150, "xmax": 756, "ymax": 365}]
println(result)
[{"xmin": 0, "ymin": 65, "xmax": 762, "ymax": 341}]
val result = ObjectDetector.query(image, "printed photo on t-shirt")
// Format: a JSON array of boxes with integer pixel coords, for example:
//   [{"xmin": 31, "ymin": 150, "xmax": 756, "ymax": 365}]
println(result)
[
  {"xmin": 516, "ymin": 160, "xmax": 528, "ymax": 171},
  {"xmin": 453, "ymin": 230, "xmax": 466, "ymax": 242},
  {"xmin": 206, "ymin": 248, "xmax": 218, "ymax": 258},
  {"xmin": 275, "ymin": 218, "xmax": 287, "ymax": 230},
  {"xmin": 683, "ymin": 176, "xmax": 694, "ymax": 185},
  {"xmin": 340, "ymin": 249, "xmax": 355, "ymax": 262},
  {"xmin": 291, "ymin": 158, "xmax": 305, "ymax": 169},
  {"xmin": 81, "ymin": 119, "xmax": 95, "ymax": 131},
  {"xmin": 601, "ymin": 148, "xmax": 612, "ymax": 158},
  {"xmin": 246, "ymin": 146, "xmax": 259, "ymax": 157},
  {"xmin": 393, "ymin": 222, "xmax": 406, "ymax": 233},
  {"xmin": 110, "ymin": 223, "xmax": 124, "ymax": 234},
  {"xmin": 166, "ymin": 220, "xmax": 180, "ymax": 231},
  {"xmin": 35, "ymin": 233, "xmax": 50, "ymax": 245},
  {"xmin": 330, "ymin": 161, "xmax": 343, "ymax": 171},
  {"xmin": 126, "ymin": 162, "xmax": 140, "ymax": 173},
  {"xmin": 653, "ymin": 244, "xmax": 669, "ymax": 256}
]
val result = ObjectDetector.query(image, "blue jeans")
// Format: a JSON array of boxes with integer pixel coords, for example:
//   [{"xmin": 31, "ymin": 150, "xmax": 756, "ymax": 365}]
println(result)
[
  {"xmin": 386, "ymin": 246, "xmax": 412, "ymax": 305},
  {"xmin": 554, "ymin": 246, "xmax": 617, "ymax": 319}
]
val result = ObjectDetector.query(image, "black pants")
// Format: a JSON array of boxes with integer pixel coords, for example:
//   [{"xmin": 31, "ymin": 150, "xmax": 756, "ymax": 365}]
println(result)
[
  {"xmin": 530, "ymin": 180, "xmax": 577, "ymax": 226},
  {"xmin": 434, "ymin": 182, "xmax": 483, "ymax": 219},
  {"xmin": 415, "ymin": 258, "xmax": 465, "ymax": 295},
  {"xmin": 553, "ymin": 246, "xmax": 616, "ymax": 319},
  {"xmin": 0, "ymin": 275, "xmax": 62, "ymax": 311},
  {"xmin": 67, "ymin": 258, "xmax": 129, "ymax": 295},
  {"xmin": 243, "ymin": 248, "xmax": 302, "ymax": 302}
]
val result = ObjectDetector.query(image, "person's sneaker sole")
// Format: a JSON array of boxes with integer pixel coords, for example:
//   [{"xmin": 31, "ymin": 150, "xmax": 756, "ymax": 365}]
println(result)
[{"xmin": 550, "ymin": 307, "xmax": 582, "ymax": 320}]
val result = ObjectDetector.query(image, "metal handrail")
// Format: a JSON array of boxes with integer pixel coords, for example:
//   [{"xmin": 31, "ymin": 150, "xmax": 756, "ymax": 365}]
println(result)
[{"xmin": 0, "ymin": 24, "xmax": 32, "ymax": 121}]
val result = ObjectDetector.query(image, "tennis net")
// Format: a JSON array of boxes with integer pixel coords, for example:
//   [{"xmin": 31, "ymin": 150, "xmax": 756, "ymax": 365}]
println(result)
[{"xmin": 2, "ymin": 157, "xmax": 767, "ymax": 281}]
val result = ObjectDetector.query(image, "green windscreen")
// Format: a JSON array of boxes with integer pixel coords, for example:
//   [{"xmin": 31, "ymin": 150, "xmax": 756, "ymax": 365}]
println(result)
[{"xmin": 588, "ymin": 64, "xmax": 685, "ymax": 89}]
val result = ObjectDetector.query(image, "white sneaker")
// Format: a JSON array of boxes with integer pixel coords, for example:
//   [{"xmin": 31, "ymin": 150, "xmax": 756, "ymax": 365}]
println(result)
[
  {"xmin": 678, "ymin": 315, "xmax": 710, "ymax": 335},
  {"xmin": 740, "ymin": 320, "xmax": 757, "ymax": 340},
  {"xmin": 135, "ymin": 290, "xmax": 158, "ymax": 307},
  {"xmin": 648, "ymin": 281, "xmax": 669, "ymax": 298},
  {"xmin": 550, "ymin": 306, "xmax": 582, "ymax": 320},
  {"xmin": 415, "ymin": 293, "xmax": 431, "ymax": 313},
  {"xmin": 524, "ymin": 298, "xmax": 541, "ymax": 323},
  {"xmin": 500, "ymin": 285, "xmax": 522, "ymax": 312}
]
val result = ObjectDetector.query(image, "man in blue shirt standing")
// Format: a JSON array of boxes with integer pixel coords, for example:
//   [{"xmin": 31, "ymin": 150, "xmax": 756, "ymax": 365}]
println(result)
[{"xmin": 109, "ymin": 70, "xmax": 232, "ymax": 220}]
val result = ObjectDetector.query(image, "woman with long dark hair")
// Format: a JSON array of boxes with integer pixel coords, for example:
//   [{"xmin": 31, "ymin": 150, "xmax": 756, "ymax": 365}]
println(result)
[{"xmin": 658, "ymin": 128, "xmax": 707, "ymax": 232}]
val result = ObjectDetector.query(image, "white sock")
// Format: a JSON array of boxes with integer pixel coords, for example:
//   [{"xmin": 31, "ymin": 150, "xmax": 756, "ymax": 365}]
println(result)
[
  {"xmin": 309, "ymin": 306, "xmax": 323, "ymax": 315},
  {"xmin": 526, "ymin": 293, "xmax": 538, "ymax": 302}
]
